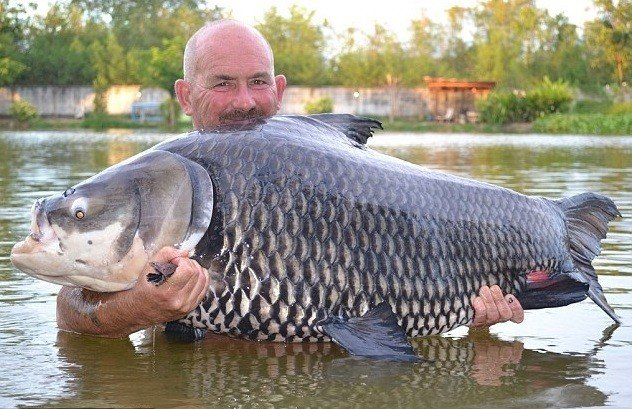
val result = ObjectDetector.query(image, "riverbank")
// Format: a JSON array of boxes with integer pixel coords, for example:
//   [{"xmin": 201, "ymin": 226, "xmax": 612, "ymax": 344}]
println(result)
[{"xmin": 1, "ymin": 113, "xmax": 631, "ymax": 135}]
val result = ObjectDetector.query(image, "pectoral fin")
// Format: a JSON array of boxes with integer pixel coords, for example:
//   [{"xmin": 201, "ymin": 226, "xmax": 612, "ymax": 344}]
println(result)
[
  {"xmin": 164, "ymin": 321, "xmax": 206, "ymax": 342},
  {"xmin": 146, "ymin": 261, "xmax": 177, "ymax": 285},
  {"xmin": 321, "ymin": 303, "xmax": 421, "ymax": 362}
]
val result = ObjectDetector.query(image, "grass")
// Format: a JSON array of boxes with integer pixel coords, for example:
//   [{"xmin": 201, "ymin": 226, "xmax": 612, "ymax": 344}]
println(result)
[
  {"xmin": 0, "ymin": 114, "xmax": 193, "ymax": 132},
  {"xmin": 532, "ymin": 113, "xmax": 632, "ymax": 135},
  {"xmin": 375, "ymin": 117, "xmax": 525, "ymax": 134},
  {"xmin": 2, "ymin": 110, "xmax": 631, "ymax": 135}
]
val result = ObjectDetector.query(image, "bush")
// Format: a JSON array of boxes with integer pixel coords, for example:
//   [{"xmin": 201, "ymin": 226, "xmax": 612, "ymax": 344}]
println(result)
[
  {"xmin": 533, "ymin": 113, "xmax": 632, "ymax": 135},
  {"xmin": 572, "ymin": 100, "xmax": 612, "ymax": 114},
  {"xmin": 160, "ymin": 98, "xmax": 181, "ymax": 126},
  {"xmin": 477, "ymin": 77, "xmax": 572, "ymax": 124},
  {"xmin": 9, "ymin": 100, "xmax": 38, "ymax": 123},
  {"xmin": 304, "ymin": 97, "xmax": 334, "ymax": 114},
  {"xmin": 609, "ymin": 102, "xmax": 632, "ymax": 115},
  {"xmin": 524, "ymin": 77, "xmax": 572, "ymax": 118},
  {"xmin": 476, "ymin": 91, "xmax": 526, "ymax": 124}
]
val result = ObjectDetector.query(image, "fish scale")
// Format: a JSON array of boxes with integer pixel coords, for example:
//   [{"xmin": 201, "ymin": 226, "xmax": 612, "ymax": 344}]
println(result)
[{"xmin": 145, "ymin": 115, "xmax": 611, "ymax": 343}]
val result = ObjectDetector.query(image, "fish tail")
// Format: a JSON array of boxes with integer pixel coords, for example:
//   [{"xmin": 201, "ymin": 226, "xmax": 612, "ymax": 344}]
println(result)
[
  {"xmin": 557, "ymin": 192, "xmax": 621, "ymax": 323},
  {"xmin": 516, "ymin": 193, "xmax": 621, "ymax": 323}
]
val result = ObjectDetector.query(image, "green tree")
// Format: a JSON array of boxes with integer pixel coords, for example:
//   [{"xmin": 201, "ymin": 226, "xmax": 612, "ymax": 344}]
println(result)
[
  {"xmin": 89, "ymin": 33, "xmax": 128, "ymax": 113},
  {"xmin": 146, "ymin": 36, "xmax": 186, "ymax": 126},
  {"xmin": 470, "ymin": 0, "xmax": 545, "ymax": 88},
  {"xmin": 405, "ymin": 16, "xmax": 441, "ymax": 85},
  {"xmin": 436, "ymin": 7, "xmax": 474, "ymax": 79},
  {"xmin": 18, "ymin": 4, "xmax": 103, "ymax": 85},
  {"xmin": 530, "ymin": 15, "xmax": 593, "ymax": 89},
  {"xmin": 256, "ymin": 6, "xmax": 330, "ymax": 85},
  {"xmin": 70, "ymin": 0, "xmax": 224, "ymax": 50},
  {"xmin": 0, "ymin": 0, "xmax": 29, "ymax": 86},
  {"xmin": 334, "ymin": 24, "xmax": 407, "ymax": 87},
  {"xmin": 584, "ymin": 0, "xmax": 632, "ymax": 85}
]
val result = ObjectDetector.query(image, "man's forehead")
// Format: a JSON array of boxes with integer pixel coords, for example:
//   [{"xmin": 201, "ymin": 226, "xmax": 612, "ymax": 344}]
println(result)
[
  {"xmin": 198, "ymin": 52, "xmax": 273, "ymax": 79},
  {"xmin": 195, "ymin": 26, "xmax": 274, "ymax": 77}
]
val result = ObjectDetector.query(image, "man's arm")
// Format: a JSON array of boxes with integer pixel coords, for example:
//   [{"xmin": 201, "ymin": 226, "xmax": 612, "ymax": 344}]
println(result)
[
  {"xmin": 471, "ymin": 285, "xmax": 524, "ymax": 327},
  {"xmin": 56, "ymin": 247, "xmax": 209, "ymax": 338}
]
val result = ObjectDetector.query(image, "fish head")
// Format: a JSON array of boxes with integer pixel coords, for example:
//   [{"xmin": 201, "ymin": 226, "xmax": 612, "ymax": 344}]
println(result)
[{"xmin": 10, "ymin": 149, "xmax": 214, "ymax": 292}]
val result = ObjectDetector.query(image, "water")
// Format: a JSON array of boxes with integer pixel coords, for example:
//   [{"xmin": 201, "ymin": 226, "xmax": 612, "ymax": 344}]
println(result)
[{"xmin": 0, "ymin": 130, "xmax": 630, "ymax": 408}]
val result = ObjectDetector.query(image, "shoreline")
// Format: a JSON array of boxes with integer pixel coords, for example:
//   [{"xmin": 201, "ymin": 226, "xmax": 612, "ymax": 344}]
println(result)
[{"xmin": 1, "ymin": 114, "xmax": 630, "ymax": 136}]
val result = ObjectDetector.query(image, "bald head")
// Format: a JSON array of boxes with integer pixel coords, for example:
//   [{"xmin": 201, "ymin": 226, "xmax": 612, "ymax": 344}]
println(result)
[{"xmin": 183, "ymin": 19, "xmax": 274, "ymax": 82}]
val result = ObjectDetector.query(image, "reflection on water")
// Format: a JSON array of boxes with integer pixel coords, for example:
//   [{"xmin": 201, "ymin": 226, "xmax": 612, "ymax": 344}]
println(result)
[
  {"xmin": 35, "ymin": 330, "xmax": 608, "ymax": 409},
  {"xmin": 0, "ymin": 130, "xmax": 631, "ymax": 408}
]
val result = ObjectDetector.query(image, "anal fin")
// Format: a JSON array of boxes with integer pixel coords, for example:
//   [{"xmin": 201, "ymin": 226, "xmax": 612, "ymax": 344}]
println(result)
[
  {"xmin": 516, "ymin": 270, "xmax": 589, "ymax": 310},
  {"xmin": 147, "ymin": 262, "xmax": 177, "ymax": 285},
  {"xmin": 321, "ymin": 303, "xmax": 421, "ymax": 362}
]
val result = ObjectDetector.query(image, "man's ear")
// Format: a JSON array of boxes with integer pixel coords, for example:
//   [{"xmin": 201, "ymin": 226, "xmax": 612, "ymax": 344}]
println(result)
[
  {"xmin": 274, "ymin": 75, "xmax": 287, "ymax": 110},
  {"xmin": 174, "ymin": 79, "xmax": 193, "ymax": 116}
]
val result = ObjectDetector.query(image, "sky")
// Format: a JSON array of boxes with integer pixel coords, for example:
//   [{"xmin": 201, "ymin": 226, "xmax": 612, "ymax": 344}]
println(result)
[{"xmin": 32, "ymin": 0, "xmax": 600, "ymax": 42}]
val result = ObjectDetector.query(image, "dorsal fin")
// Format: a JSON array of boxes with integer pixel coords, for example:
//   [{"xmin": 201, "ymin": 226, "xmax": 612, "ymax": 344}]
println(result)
[{"xmin": 307, "ymin": 114, "xmax": 383, "ymax": 145}]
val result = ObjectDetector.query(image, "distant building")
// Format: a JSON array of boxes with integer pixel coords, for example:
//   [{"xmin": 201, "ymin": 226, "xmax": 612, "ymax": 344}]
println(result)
[{"xmin": 424, "ymin": 77, "xmax": 496, "ymax": 122}]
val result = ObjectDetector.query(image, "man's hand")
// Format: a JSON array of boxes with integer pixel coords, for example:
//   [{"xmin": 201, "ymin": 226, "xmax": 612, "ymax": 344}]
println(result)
[
  {"xmin": 471, "ymin": 285, "xmax": 524, "ymax": 328},
  {"xmin": 134, "ymin": 247, "xmax": 210, "ymax": 324},
  {"xmin": 57, "ymin": 246, "xmax": 209, "ymax": 337}
]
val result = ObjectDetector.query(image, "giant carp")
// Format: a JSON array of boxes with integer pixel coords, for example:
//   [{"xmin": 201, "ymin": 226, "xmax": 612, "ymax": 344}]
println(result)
[{"xmin": 11, "ymin": 114, "xmax": 621, "ymax": 361}]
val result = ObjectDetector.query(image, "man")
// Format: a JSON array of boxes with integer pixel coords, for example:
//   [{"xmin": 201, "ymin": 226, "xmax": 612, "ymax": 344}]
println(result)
[{"xmin": 56, "ymin": 19, "xmax": 523, "ymax": 338}]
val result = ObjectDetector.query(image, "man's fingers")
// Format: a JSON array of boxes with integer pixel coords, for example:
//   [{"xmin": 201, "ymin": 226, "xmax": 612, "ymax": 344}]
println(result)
[
  {"xmin": 471, "ymin": 297, "xmax": 487, "ymax": 327},
  {"xmin": 490, "ymin": 285, "xmax": 512, "ymax": 323},
  {"xmin": 506, "ymin": 294, "xmax": 525, "ymax": 323},
  {"xmin": 479, "ymin": 286, "xmax": 500, "ymax": 324},
  {"xmin": 190, "ymin": 266, "xmax": 210, "ymax": 306}
]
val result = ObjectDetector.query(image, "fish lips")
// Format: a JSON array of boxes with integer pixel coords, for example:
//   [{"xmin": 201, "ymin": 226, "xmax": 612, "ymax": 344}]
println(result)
[{"xmin": 10, "ymin": 198, "xmax": 62, "ymax": 276}]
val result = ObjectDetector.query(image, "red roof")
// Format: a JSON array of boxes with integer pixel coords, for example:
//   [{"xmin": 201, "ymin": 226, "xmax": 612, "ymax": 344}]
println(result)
[{"xmin": 424, "ymin": 76, "xmax": 496, "ymax": 91}]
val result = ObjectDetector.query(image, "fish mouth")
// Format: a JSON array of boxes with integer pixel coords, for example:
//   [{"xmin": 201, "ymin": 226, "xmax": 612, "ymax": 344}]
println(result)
[
  {"xmin": 11, "ymin": 199, "xmax": 58, "ymax": 255},
  {"xmin": 31, "ymin": 199, "xmax": 57, "ymax": 242}
]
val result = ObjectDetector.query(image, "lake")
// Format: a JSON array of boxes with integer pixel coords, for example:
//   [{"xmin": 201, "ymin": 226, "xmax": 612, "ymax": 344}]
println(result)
[{"xmin": 0, "ymin": 129, "xmax": 630, "ymax": 408}]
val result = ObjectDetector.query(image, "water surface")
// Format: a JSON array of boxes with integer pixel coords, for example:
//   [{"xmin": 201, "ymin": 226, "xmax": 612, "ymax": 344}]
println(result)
[{"xmin": 0, "ymin": 130, "xmax": 630, "ymax": 408}]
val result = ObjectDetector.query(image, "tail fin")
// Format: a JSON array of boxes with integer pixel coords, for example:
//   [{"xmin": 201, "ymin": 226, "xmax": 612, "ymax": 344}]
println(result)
[{"xmin": 557, "ymin": 192, "xmax": 621, "ymax": 323}]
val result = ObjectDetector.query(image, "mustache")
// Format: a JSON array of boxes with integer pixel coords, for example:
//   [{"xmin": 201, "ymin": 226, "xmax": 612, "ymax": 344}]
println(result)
[{"xmin": 219, "ymin": 107, "xmax": 266, "ymax": 123}]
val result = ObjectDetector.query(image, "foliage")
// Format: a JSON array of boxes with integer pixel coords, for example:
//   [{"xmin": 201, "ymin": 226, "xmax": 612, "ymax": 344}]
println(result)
[
  {"xmin": 532, "ymin": 113, "xmax": 632, "ymax": 135},
  {"xmin": 524, "ymin": 77, "xmax": 573, "ymax": 117},
  {"xmin": 9, "ymin": 100, "xmax": 38, "ymax": 123},
  {"xmin": 333, "ymin": 24, "xmax": 408, "ymax": 87},
  {"xmin": 160, "ymin": 98, "xmax": 181, "ymax": 127},
  {"xmin": 256, "ymin": 6, "xmax": 330, "ymax": 85},
  {"xmin": 80, "ymin": 112, "xmax": 150, "ymax": 130},
  {"xmin": 147, "ymin": 36, "xmax": 186, "ymax": 96},
  {"xmin": 476, "ymin": 91, "xmax": 526, "ymax": 124},
  {"xmin": 609, "ymin": 102, "xmax": 632, "ymax": 115},
  {"xmin": 304, "ymin": 97, "xmax": 333, "ymax": 114},
  {"xmin": 0, "ymin": 0, "xmax": 29, "ymax": 86},
  {"xmin": 584, "ymin": 0, "xmax": 632, "ymax": 85},
  {"xmin": 469, "ymin": 0, "xmax": 544, "ymax": 88},
  {"xmin": 0, "ymin": 0, "xmax": 628, "ymax": 96},
  {"xmin": 478, "ymin": 78, "xmax": 572, "ymax": 124},
  {"xmin": 16, "ymin": 4, "xmax": 102, "ymax": 85},
  {"xmin": 572, "ymin": 100, "xmax": 613, "ymax": 114}
]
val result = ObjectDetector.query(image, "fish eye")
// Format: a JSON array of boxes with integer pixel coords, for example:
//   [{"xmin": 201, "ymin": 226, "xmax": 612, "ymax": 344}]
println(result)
[{"xmin": 70, "ymin": 197, "xmax": 88, "ymax": 220}]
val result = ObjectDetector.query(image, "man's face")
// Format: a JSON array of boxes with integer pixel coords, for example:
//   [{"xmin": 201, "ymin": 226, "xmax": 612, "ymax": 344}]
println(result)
[{"xmin": 176, "ymin": 26, "xmax": 286, "ymax": 130}]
